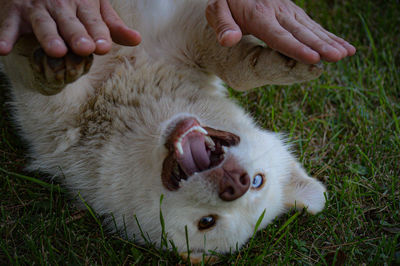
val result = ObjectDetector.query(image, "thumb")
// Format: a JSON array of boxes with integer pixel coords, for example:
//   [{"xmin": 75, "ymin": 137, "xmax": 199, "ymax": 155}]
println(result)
[{"xmin": 205, "ymin": 0, "xmax": 242, "ymax": 47}]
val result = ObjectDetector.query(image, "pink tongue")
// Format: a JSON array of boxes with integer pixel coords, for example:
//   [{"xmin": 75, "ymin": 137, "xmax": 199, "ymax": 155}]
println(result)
[{"xmin": 177, "ymin": 132, "xmax": 210, "ymax": 176}]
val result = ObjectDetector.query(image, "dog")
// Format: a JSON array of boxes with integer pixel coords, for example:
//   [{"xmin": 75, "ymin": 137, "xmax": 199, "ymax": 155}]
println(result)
[{"xmin": 1, "ymin": 0, "xmax": 326, "ymax": 262}]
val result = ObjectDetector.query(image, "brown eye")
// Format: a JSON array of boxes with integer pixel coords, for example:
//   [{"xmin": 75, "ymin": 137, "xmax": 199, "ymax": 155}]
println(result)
[
  {"xmin": 198, "ymin": 215, "xmax": 217, "ymax": 231},
  {"xmin": 251, "ymin": 173, "xmax": 265, "ymax": 190}
]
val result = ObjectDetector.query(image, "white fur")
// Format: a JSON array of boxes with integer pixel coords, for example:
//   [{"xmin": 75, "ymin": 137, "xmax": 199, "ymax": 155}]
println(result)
[{"xmin": 0, "ymin": 0, "xmax": 326, "ymax": 257}]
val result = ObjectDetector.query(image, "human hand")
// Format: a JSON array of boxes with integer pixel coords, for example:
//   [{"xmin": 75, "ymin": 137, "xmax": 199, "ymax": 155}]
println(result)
[
  {"xmin": 206, "ymin": 0, "xmax": 356, "ymax": 64},
  {"xmin": 0, "ymin": 0, "xmax": 141, "ymax": 57}
]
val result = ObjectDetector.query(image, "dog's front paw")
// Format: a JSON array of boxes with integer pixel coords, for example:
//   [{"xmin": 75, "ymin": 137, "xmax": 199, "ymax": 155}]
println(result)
[{"xmin": 30, "ymin": 48, "xmax": 93, "ymax": 95}]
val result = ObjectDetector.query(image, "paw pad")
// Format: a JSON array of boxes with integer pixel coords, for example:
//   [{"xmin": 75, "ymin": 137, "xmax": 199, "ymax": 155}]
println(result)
[{"xmin": 31, "ymin": 48, "xmax": 93, "ymax": 95}]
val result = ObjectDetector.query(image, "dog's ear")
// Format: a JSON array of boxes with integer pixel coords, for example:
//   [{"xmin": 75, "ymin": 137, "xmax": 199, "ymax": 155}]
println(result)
[{"xmin": 283, "ymin": 162, "xmax": 327, "ymax": 214}]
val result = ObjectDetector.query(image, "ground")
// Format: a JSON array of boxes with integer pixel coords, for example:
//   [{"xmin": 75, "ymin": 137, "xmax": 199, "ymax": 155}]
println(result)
[{"xmin": 0, "ymin": 0, "xmax": 399, "ymax": 264}]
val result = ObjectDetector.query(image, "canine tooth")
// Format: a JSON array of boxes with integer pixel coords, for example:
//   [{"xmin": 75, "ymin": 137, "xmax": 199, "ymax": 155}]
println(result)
[
  {"xmin": 205, "ymin": 136, "xmax": 215, "ymax": 151},
  {"xmin": 176, "ymin": 141, "xmax": 184, "ymax": 155},
  {"xmin": 193, "ymin": 126, "xmax": 208, "ymax": 135},
  {"xmin": 181, "ymin": 126, "xmax": 208, "ymax": 139},
  {"xmin": 175, "ymin": 125, "xmax": 207, "ymax": 155}
]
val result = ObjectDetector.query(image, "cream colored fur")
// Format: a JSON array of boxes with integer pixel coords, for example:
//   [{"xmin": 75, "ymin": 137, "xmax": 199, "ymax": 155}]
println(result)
[{"xmin": 0, "ymin": 0, "xmax": 326, "ymax": 259}]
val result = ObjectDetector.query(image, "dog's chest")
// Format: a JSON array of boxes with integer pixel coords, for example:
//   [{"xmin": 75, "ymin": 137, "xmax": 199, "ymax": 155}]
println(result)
[{"xmin": 76, "ymin": 59, "xmax": 212, "ymax": 143}]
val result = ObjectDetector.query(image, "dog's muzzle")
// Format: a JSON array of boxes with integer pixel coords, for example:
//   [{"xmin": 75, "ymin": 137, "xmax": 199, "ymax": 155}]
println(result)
[{"xmin": 161, "ymin": 117, "xmax": 250, "ymax": 201}]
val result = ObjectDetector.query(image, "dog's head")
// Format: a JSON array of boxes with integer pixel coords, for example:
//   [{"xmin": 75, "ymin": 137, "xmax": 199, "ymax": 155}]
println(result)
[{"xmin": 149, "ymin": 116, "xmax": 326, "ymax": 257}]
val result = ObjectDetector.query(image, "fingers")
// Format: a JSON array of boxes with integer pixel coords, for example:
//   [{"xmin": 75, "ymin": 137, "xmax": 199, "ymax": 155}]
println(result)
[
  {"xmin": 293, "ymin": 14, "xmax": 356, "ymax": 62},
  {"xmin": 0, "ymin": 8, "xmax": 21, "ymax": 55},
  {"xmin": 205, "ymin": 0, "xmax": 242, "ymax": 47},
  {"xmin": 29, "ymin": 8, "xmax": 67, "ymax": 57},
  {"xmin": 0, "ymin": 0, "xmax": 141, "ymax": 57},
  {"xmin": 77, "ymin": 1, "xmax": 112, "ymax": 55},
  {"xmin": 100, "ymin": 0, "xmax": 141, "ymax": 46},
  {"xmin": 216, "ymin": 0, "xmax": 355, "ymax": 64},
  {"xmin": 49, "ymin": 3, "xmax": 96, "ymax": 57},
  {"xmin": 325, "ymin": 30, "xmax": 356, "ymax": 56},
  {"xmin": 278, "ymin": 16, "xmax": 344, "ymax": 62},
  {"xmin": 48, "ymin": 0, "xmax": 140, "ymax": 56},
  {"xmin": 249, "ymin": 9, "xmax": 321, "ymax": 64}
]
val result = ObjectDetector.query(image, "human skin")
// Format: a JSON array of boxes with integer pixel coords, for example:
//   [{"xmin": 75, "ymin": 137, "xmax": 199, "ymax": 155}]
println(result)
[
  {"xmin": 205, "ymin": 0, "xmax": 356, "ymax": 64},
  {"xmin": 0, "ymin": 0, "xmax": 141, "ymax": 57},
  {"xmin": 0, "ymin": 0, "xmax": 355, "ymax": 63}
]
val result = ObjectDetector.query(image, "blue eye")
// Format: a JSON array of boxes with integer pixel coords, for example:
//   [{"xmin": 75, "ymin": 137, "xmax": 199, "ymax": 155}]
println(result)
[{"xmin": 252, "ymin": 173, "xmax": 264, "ymax": 189}]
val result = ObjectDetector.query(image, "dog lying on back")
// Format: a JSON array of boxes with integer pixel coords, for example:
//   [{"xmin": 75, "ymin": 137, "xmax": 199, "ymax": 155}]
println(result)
[{"xmin": 1, "ymin": 0, "xmax": 326, "ymax": 262}]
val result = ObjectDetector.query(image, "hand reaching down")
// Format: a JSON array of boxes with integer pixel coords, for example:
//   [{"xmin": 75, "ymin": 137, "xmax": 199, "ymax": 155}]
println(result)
[
  {"xmin": 206, "ymin": 0, "xmax": 356, "ymax": 64},
  {"xmin": 0, "ymin": 0, "xmax": 141, "ymax": 57}
]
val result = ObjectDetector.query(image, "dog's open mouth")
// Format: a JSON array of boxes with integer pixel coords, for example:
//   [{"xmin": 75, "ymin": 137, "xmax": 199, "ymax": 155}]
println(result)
[{"xmin": 162, "ymin": 118, "xmax": 240, "ymax": 190}]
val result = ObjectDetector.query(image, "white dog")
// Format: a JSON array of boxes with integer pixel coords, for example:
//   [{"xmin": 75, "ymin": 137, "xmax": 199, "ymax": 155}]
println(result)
[{"xmin": 1, "ymin": 0, "xmax": 326, "ymax": 262}]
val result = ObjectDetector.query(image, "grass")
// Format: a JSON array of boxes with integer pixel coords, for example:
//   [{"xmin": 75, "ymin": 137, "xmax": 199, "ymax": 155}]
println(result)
[{"xmin": 1, "ymin": 0, "xmax": 399, "ymax": 264}]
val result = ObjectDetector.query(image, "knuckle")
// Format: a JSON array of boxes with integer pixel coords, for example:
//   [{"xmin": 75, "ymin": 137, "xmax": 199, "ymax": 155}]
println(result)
[
  {"xmin": 29, "ymin": 11, "xmax": 49, "ymax": 26},
  {"xmin": 48, "ymin": 0, "xmax": 65, "ymax": 8},
  {"xmin": 85, "ymin": 16, "xmax": 101, "ymax": 26},
  {"xmin": 78, "ymin": 0, "xmax": 96, "ymax": 8},
  {"xmin": 206, "ymin": 0, "xmax": 220, "ymax": 12},
  {"xmin": 65, "ymin": 15, "xmax": 79, "ymax": 23},
  {"xmin": 205, "ymin": 0, "xmax": 222, "ymax": 21},
  {"xmin": 323, "ymin": 37, "xmax": 339, "ymax": 48},
  {"xmin": 291, "ymin": 25, "xmax": 303, "ymax": 36},
  {"xmin": 314, "ymin": 39, "xmax": 327, "ymax": 50},
  {"xmin": 277, "ymin": 6, "xmax": 289, "ymax": 16},
  {"xmin": 90, "ymin": 17, "xmax": 101, "ymax": 25},
  {"xmin": 215, "ymin": 23, "xmax": 232, "ymax": 35},
  {"xmin": 250, "ymin": 2, "xmax": 272, "ymax": 22},
  {"xmin": 70, "ymin": 32, "xmax": 87, "ymax": 41},
  {"xmin": 41, "ymin": 33, "xmax": 60, "ymax": 43},
  {"xmin": 254, "ymin": 2, "xmax": 268, "ymax": 16},
  {"xmin": 312, "ymin": 23, "xmax": 324, "ymax": 32},
  {"xmin": 271, "ymin": 28, "xmax": 289, "ymax": 38}
]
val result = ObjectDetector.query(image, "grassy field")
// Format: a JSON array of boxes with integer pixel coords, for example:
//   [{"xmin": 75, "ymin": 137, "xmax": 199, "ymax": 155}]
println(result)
[{"xmin": 1, "ymin": 0, "xmax": 399, "ymax": 264}]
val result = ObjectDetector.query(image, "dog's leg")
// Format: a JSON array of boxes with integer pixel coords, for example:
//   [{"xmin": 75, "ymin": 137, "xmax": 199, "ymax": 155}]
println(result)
[
  {"xmin": 196, "ymin": 34, "xmax": 323, "ymax": 91},
  {"xmin": 0, "ymin": 36, "xmax": 96, "ymax": 166},
  {"xmin": 2, "ymin": 35, "xmax": 93, "ymax": 96},
  {"xmin": 283, "ymin": 161, "xmax": 327, "ymax": 214}
]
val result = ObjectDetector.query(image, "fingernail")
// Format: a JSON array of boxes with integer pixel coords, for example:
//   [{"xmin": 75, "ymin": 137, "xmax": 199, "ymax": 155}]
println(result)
[
  {"xmin": 219, "ymin": 30, "xmax": 240, "ymax": 42},
  {"xmin": 95, "ymin": 39, "xmax": 111, "ymax": 54},
  {"xmin": 75, "ymin": 37, "xmax": 92, "ymax": 48},
  {"xmin": 345, "ymin": 42, "xmax": 356, "ymax": 54},
  {"xmin": 321, "ymin": 44, "xmax": 336, "ymax": 54},
  {"xmin": 302, "ymin": 46, "xmax": 320, "ymax": 63},
  {"xmin": 0, "ymin": 41, "xmax": 8, "ymax": 52},
  {"xmin": 303, "ymin": 46, "xmax": 319, "ymax": 57},
  {"xmin": 219, "ymin": 30, "xmax": 233, "ymax": 40},
  {"xmin": 219, "ymin": 30, "xmax": 241, "ymax": 47},
  {"xmin": 48, "ymin": 39, "xmax": 64, "ymax": 49},
  {"xmin": 95, "ymin": 39, "xmax": 108, "ymax": 46}
]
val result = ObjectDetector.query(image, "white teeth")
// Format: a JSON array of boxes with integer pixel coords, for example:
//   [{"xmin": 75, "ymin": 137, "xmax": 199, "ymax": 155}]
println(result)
[
  {"xmin": 195, "ymin": 126, "xmax": 208, "ymax": 135},
  {"xmin": 176, "ymin": 142, "xmax": 184, "ymax": 155},
  {"xmin": 175, "ymin": 125, "xmax": 208, "ymax": 155},
  {"xmin": 205, "ymin": 136, "xmax": 215, "ymax": 151}
]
